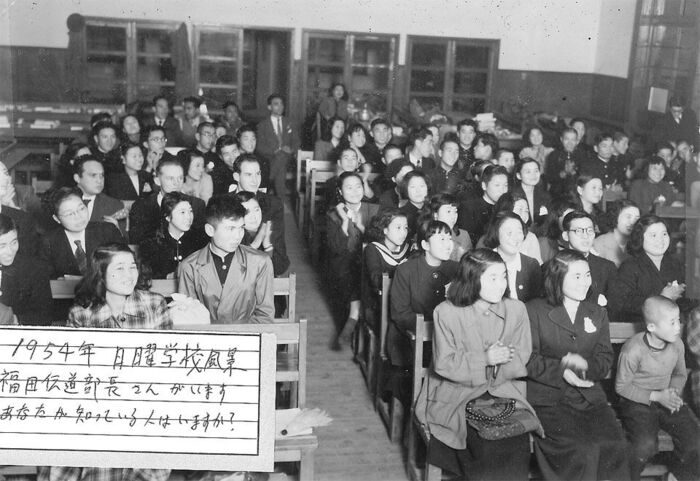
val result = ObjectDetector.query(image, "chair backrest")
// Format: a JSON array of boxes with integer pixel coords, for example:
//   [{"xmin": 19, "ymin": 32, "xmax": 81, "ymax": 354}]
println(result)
[
  {"xmin": 304, "ymin": 160, "xmax": 334, "ymax": 187},
  {"xmin": 174, "ymin": 318, "xmax": 308, "ymax": 408},
  {"xmin": 50, "ymin": 278, "xmax": 81, "ymax": 299},
  {"xmin": 379, "ymin": 273, "xmax": 392, "ymax": 359},
  {"xmin": 295, "ymin": 150, "xmax": 314, "ymax": 193},
  {"xmin": 609, "ymin": 322, "xmax": 644, "ymax": 344},
  {"xmin": 411, "ymin": 314, "xmax": 432, "ymax": 404},
  {"xmin": 308, "ymin": 168, "xmax": 337, "ymax": 221},
  {"xmin": 274, "ymin": 273, "xmax": 296, "ymax": 323}
]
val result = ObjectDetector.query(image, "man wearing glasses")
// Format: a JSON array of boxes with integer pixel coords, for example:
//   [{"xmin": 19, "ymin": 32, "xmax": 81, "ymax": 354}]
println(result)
[
  {"xmin": 142, "ymin": 125, "xmax": 176, "ymax": 174},
  {"xmin": 561, "ymin": 210, "xmax": 617, "ymax": 306},
  {"xmin": 128, "ymin": 157, "xmax": 206, "ymax": 245},
  {"xmin": 39, "ymin": 187, "xmax": 124, "ymax": 279}
]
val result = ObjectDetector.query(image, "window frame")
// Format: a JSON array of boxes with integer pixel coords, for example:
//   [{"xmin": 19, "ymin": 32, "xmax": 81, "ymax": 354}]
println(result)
[{"xmin": 406, "ymin": 35, "xmax": 499, "ymax": 115}]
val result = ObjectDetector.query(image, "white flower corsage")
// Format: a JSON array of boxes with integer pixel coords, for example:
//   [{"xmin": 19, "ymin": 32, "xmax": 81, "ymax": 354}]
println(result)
[
  {"xmin": 206, "ymin": 161, "xmax": 215, "ymax": 172},
  {"xmin": 539, "ymin": 206, "xmax": 548, "ymax": 216},
  {"xmin": 597, "ymin": 294, "xmax": 607, "ymax": 307},
  {"xmin": 583, "ymin": 316, "xmax": 597, "ymax": 333}
]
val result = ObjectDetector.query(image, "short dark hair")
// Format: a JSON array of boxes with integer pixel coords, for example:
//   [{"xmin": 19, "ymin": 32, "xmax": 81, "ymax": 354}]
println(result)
[
  {"xmin": 370, "ymin": 118, "xmax": 391, "ymax": 130},
  {"xmin": 197, "ymin": 121, "xmax": 215, "ymax": 135},
  {"xmin": 646, "ymin": 156, "xmax": 666, "ymax": 174},
  {"xmin": 627, "ymin": 214, "xmax": 667, "ymax": 257},
  {"xmin": 482, "ymin": 211, "xmax": 526, "ymax": 249},
  {"xmin": 570, "ymin": 117, "xmax": 587, "ymax": 129},
  {"xmin": 183, "ymin": 96, "xmax": 202, "ymax": 108},
  {"xmin": 408, "ymin": 127, "xmax": 433, "ymax": 148},
  {"xmin": 560, "ymin": 127, "xmax": 578, "ymax": 139},
  {"xmin": 470, "ymin": 160, "xmax": 491, "ymax": 180},
  {"xmin": 366, "ymin": 208, "xmax": 407, "ymax": 243},
  {"xmin": 398, "ymin": 170, "xmax": 431, "ymax": 199},
  {"xmin": 543, "ymin": 249, "xmax": 587, "ymax": 306},
  {"xmin": 440, "ymin": 132, "xmax": 460, "ymax": 151},
  {"xmin": 216, "ymin": 134, "xmax": 238, "ymax": 154},
  {"xmin": 152, "ymin": 95, "xmax": 169, "ymax": 106},
  {"xmin": 655, "ymin": 142, "xmax": 674, "ymax": 154},
  {"xmin": 669, "ymin": 96, "xmax": 684, "ymax": 108},
  {"xmin": 562, "ymin": 210, "xmax": 594, "ymax": 232},
  {"xmin": 119, "ymin": 141, "xmax": 142, "ymax": 158},
  {"xmin": 267, "ymin": 93, "xmax": 284, "ymax": 105},
  {"xmin": 594, "ymin": 132, "xmax": 613, "ymax": 146},
  {"xmin": 477, "ymin": 132, "xmax": 499, "ymax": 153},
  {"xmin": 429, "ymin": 193, "xmax": 458, "ymax": 214},
  {"xmin": 481, "ymin": 164, "xmax": 509, "ymax": 185},
  {"xmin": 90, "ymin": 112, "xmax": 112, "ymax": 126},
  {"xmin": 222, "ymin": 101, "xmax": 239, "ymax": 111},
  {"xmin": 234, "ymin": 190, "xmax": 257, "ymax": 204},
  {"xmin": 155, "ymin": 156, "xmax": 184, "ymax": 176},
  {"xmin": 72, "ymin": 156, "xmax": 102, "ymax": 177},
  {"xmin": 236, "ymin": 123, "xmax": 257, "ymax": 141},
  {"xmin": 417, "ymin": 220, "xmax": 452, "ymax": 253},
  {"xmin": 542, "ymin": 199, "xmax": 578, "ymax": 240},
  {"xmin": 0, "ymin": 213, "xmax": 17, "ymax": 237},
  {"xmin": 336, "ymin": 171, "xmax": 363, "ymax": 196},
  {"xmin": 456, "ymin": 118, "xmax": 478, "ymax": 134},
  {"xmin": 205, "ymin": 195, "xmax": 246, "ymax": 226},
  {"xmin": 74, "ymin": 243, "xmax": 150, "ymax": 309},
  {"xmin": 142, "ymin": 124, "xmax": 166, "ymax": 143},
  {"xmin": 232, "ymin": 153, "xmax": 260, "ymax": 174},
  {"xmin": 385, "ymin": 158, "xmax": 412, "ymax": 179},
  {"xmin": 327, "ymin": 82, "xmax": 348, "ymax": 100},
  {"xmin": 91, "ymin": 120, "xmax": 117, "ymax": 138},
  {"xmin": 50, "ymin": 186, "xmax": 85, "ymax": 217},
  {"xmin": 324, "ymin": 116, "xmax": 347, "ymax": 141},
  {"xmin": 575, "ymin": 173, "xmax": 602, "ymax": 191},
  {"xmin": 447, "ymin": 248, "xmax": 506, "ymax": 307},
  {"xmin": 613, "ymin": 131, "xmax": 629, "ymax": 143}
]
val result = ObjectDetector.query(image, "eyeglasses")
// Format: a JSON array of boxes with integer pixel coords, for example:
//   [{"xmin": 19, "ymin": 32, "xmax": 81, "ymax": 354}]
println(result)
[
  {"xmin": 569, "ymin": 227, "xmax": 595, "ymax": 236},
  {"xmin": 149, "ymin": 137, "xmax": 167, "ymax": 143},
  {"xmin": 58, "ymin": 203, "xmax": 88, "ymax": 219}
]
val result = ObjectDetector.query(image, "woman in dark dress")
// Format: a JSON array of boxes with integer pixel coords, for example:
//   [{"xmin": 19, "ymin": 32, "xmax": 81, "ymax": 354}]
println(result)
[
  {"xmin": 138, "ymin": 192, "xmax": 207, "ymax": 279},
  {"xmin": 326, "ymin": 171, "xmax": 380, "ymax": 349},
  {"xmin": 608, "ymin": 214, "xmax": 689, "ymax": 323},
  {"xmin": 398, "ymin": 170, "xmax": 431, "ymax": 246},
  {"xmin": 0, "ymin": 213, "xmax": 53, "ymax": 325},
  {"xmin": 105, "ymin": 141, "xmax": 154, "ymax": 201},
  {"xmin": 526, "ymin": 250, "xmax": 630, "ymax": 481}
]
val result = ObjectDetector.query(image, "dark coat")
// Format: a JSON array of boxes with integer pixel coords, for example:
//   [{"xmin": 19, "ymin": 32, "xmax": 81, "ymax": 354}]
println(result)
[
  {"xmin": 586, "ymin": 253, "xmax": 617, "ymax": 304},
  {"xmin": 512, "ymin": 184, "xmax": 552, "ymax": 227},
  {"xmin": 0, "ymin": 254, "xmax": 53, "ymax": 325},
  {"xmin": 255, "ymin": 191, "xmax": 289, "ymax": 276},
  {"xmin": 39, "ymin": 222, "xmax": 124, "ymax": 279},
  {"xmin": 139, "ymin": 228, "xmax": 209, "ymax": 279},
  {"xmin": 652, "ymin": 109, "xmax": 699, "ymax": 148},
  {"xmin": 608, "ymin": 252, "xmax": 687, "ymax": 322},
  {"xmin": 525, "ymin": 298, "xmax": 613, "ymax": 407},
  {"xmin": 457, "ymin": 196, "xmax": 494, "ymax": 245},
  {"xmin": 128, "ymin": 192, "xmax": 206, "ymax": 245},
  {"xmin": 105, "ymin": 171, "xmax": 154, "ymax": 201},
  {"xmin": 514, "ymin": 253, "xmax": 543, "ymax": 303}
]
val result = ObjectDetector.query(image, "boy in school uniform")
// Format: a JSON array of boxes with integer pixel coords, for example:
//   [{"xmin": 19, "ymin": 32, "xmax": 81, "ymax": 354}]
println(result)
[
  {"xmin": 616, "ymin": 296, "xmax": 700, "ymax": 481},
  {"xmin": 178, "ymin": 195, "xmax": 274, "ymax": 324}
]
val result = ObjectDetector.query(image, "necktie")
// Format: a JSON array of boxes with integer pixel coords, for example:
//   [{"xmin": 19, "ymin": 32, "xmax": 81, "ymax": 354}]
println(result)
[
  {"xmin": 276, "ymin": 117, "xmax": 283, "ymax": 149},
  {"xmin": 83, "ymin": 198, "xmax": 91, "ymax": 207},
  {"xmin": 158, "ymin": 119, "xmax": 163, "ymax": 127},
  {"xmin": 74, "ymin": 240, "xmax": 87, "ymax": 275}
]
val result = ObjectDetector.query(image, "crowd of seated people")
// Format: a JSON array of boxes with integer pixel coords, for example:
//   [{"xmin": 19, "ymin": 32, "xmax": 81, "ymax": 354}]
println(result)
[{"xmin": 2, "ymin": 88, "xmax": 700, "ymax": 481}]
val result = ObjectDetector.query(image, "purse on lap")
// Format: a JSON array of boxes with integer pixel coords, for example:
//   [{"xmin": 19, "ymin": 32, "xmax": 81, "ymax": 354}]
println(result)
[{"xmin": 465, "ymin": 395, "xmax": 540, "ymax": 440}]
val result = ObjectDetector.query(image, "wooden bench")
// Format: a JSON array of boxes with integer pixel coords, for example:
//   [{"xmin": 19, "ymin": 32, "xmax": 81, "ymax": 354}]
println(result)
[
  {"xmin": 352, "ymin": 258, "xmax": 380, "ymax": 396},
  {"xmin": 307, "ymin": 168, "xmax": 336, "ymax": 266},
  {"xmin": 299, "ymin": 160, "xmax": 333, "ymax": 236}
]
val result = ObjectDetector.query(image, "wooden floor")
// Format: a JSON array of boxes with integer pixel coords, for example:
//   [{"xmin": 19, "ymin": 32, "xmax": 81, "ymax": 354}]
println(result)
[{"xmin": 283, "ymin": 202, "xmax": 408, "ymax": 481}]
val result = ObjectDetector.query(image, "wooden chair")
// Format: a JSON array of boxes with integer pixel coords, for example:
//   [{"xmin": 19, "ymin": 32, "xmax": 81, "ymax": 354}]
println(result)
[
  {"xmin": 307, "ymin": 168, "xmax": 336, "ymax": 266},
  {"xmin": 374, "ymin": 274, "xmax": 404, "ymax": 443},
  {"xmin": 353, "ymin": 247, "xmax": 378, "ymax": 396},
  {"xmin": 50, "ymin": 278, "xmax": 81, "ymax": 299},
  {"xmin": 299, "ymin": 160, "xmax": 333, "ymax": 235},
  {"xmin": 406, "ymin": 314, "xmax": 442, "ymax": 481},
  {"xmin": 295, "ymin": 150, "xmax": 314, "ymax": 194}
]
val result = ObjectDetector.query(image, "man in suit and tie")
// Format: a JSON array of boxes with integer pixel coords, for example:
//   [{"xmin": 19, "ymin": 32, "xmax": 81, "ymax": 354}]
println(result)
[
  {"xmin": 255, "ymin": 93, "xmax": 299, "ymax": 199},
  {"xmin": 128, "ymin": 157, "xmax": 206, "ymax": 244},
  {"xmin": 142, "ymin": 95, "xmax": 182, "ymax": 148},
  {"xmin": 178, "ymin": 195, "xmax": 274, "ymax": 324},
  {"xmin": 39, "ymin": 187, "xmax": 124, "ymax": 279},
  {"xmin": 73, "ymin": 157, "xmax": 125, "ymax": 231}
]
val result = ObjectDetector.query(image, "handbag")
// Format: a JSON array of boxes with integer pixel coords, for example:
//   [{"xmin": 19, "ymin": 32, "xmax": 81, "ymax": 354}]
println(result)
[{"xmin": 465, "ymin": 396, "xmax": 540, "ymax": 440}]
